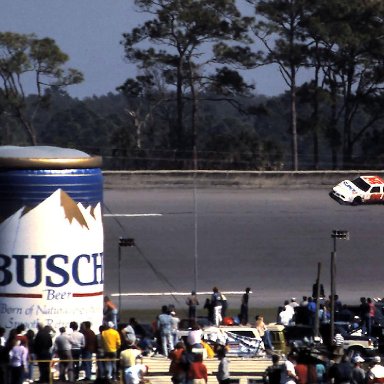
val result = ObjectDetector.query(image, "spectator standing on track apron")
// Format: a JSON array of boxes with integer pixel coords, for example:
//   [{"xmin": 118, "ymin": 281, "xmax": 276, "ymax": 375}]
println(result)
[
  {"xmin": 158, "ymin": 305, "xmax": 174, "ymax": 357},
  {"xmin": 104, "ymin": 296, "xmax": 118, "ymax": 329},
  {"xmin": 186, "ymin": 291, "xmax": 199, "ymax": 321},
  {"xmin": 211, "ymin": 287, "xmax": 223, "ymax": 327}
]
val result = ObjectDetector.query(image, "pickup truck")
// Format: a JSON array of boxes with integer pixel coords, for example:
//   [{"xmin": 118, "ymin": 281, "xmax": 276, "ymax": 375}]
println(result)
[{"xmin": 285, "ymin": 323, "xmax": 379, "ymax": 357}]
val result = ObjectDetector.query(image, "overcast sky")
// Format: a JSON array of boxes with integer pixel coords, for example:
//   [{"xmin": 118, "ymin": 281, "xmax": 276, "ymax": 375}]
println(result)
[{"xmin": 1, "ymin": 0, "xmax": 303, "ymax": 99}]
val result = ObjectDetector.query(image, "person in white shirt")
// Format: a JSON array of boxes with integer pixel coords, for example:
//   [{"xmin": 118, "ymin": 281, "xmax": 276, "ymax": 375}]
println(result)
[
  {"xmin": 171, "ymin": 311, "xmax": 181, "ymax": 346},
  {"xmin": 124, "ymin": 363, "xmax": 148, "ymax": 384},
  {"xmin": 9, "ymin": 339, "xmax": 28, "ymax": 384},
  {"xmin": 69, "ymin": 321, "xmax": 85, "ymax": 380},
  {"xmin": 284, "ymin": 300, "xmax": 295, "ymax": 318},
  {"xmin": 54, "ymin": 327, "xmax": 74, "ymax": 382},
  {"xmin": 123, "ymin": 322, "xmax": 137, "ymax": 345},
  {"xmin": 278, "ymin": 307, "xmax": 293, "ymax": 326},
  {"xmin": 187, "ymin": 323, "xmax": 203, "ymax": 348},
  {"xmin": 280, "ymin": 352, "xmax": 298, "ymax": 384},
  {"xmin": 0, "ymin": 327, "xmax": 6, "ymax": 347},
  {"xmin": 367, "ymin": 356, "xmax": 384, "ymax": 384}
]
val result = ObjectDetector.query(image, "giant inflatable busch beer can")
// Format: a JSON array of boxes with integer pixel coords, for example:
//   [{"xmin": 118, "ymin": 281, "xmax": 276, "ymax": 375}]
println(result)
[{"xmin": 0, "ymin": 146, "xmax": 104, "ymax": 332}]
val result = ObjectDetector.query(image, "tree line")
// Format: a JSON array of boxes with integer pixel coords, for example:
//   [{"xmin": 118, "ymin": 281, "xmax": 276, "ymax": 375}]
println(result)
[{"xmin": 1, "ymin": 0, "xmax": 384, "ymax": 171}]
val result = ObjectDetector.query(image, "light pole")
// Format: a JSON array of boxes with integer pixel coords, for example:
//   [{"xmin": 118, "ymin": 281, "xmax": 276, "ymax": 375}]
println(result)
[
  {"xmin": 118, "ymin": 237, "xmax": 135, "ymax": 319},
  {"xmin": 330, "ymin": 230, "xmax": 349, "ymax": 341}
]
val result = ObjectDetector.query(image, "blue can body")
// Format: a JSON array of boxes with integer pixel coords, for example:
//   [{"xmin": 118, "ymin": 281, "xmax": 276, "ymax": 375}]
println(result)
[
  {"xmin": 0, "ymin": 146, "xmax": 104, "ymax": 333},
  {"xmin": 0, "ymin": 168, "xmax": 102, "ymax": 219}
]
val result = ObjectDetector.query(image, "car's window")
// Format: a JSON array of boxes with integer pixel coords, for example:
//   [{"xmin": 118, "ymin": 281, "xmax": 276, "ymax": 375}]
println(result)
[
  {"xmin": 179, "ymin": 319, "xmax": 192, "ymax": 329},
  {"xmin": 371, "ymin": 186, "xmax": 381, "ymax": 193},
  {"xmin": 352, "ymin": 177, "xmax": 370, "ymax": 192},
  {"xmin": 285, "ymin": 327, "xmax": 314, "ymax": 340},
  {"xmin": 228, "ymin": 330, "xmax": 257, "ymax": 338}
]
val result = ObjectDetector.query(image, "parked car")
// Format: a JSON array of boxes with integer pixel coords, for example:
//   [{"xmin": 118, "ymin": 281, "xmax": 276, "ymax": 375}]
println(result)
[
  {"xmin": 329, "ymin": 175, "xmax": 384, "ymax": 205},
  {"xmin": 274, "ymin": 322, "xmax": 378, "ymax": 358},
  {"xmin": 337, "ymin": 302, "xmax": 384, "ymax": 353},
  {"xmin": 320, "ymin": 322, "xmax": 379, "ymax": 357},
  {"xmin": 178, "ymin": 322, "xmax": 265, "ymax": 357}
]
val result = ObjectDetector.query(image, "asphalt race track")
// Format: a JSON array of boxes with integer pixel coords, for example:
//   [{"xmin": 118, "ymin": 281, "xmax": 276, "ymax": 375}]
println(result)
[{"xmin": 102, "ymin": 186, "xmax": 384, "ymax": 311}]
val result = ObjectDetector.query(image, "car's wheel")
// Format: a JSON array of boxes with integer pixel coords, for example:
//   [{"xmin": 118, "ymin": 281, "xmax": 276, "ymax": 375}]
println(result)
[{"xmin": 352, "ymin": 197, "xmax": 362, "ymax": 205}]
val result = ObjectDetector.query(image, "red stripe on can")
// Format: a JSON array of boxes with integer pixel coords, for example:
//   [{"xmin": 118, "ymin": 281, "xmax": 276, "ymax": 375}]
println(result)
[
  {"xmin": 72, "ymin": 291, "xmax": 103, "ymax": 297},
  {"xmin": 0, "ymin": 293, "xmax": 42, "ymax": 298}
]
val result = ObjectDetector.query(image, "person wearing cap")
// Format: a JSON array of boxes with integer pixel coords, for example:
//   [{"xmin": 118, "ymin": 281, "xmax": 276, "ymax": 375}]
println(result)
[
  {"xmin": 367, "ymin": 356, "xmax": 384, "ymax": 384},
  {"xmin": 102, "ymin": 321, "xmax": 122, "ymax": 380},
  {"xmin": 352, "ymin": 355, "xmax": 366, "ymax": 384},
  {"xmin": 289, "ymin": 297, "xmax": 299, "ymax": 309}
]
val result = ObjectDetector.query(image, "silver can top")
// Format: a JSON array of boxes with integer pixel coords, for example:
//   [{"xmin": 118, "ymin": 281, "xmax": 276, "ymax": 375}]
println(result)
[{"xmin": 0, "ymin": 146, "xmax": 102, "ymax": 169}]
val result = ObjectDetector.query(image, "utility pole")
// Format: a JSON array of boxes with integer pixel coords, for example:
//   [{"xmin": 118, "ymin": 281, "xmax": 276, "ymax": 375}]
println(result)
[{"xmin": 330, "ymin": 230, "xmax": 349, "ymax": 340}]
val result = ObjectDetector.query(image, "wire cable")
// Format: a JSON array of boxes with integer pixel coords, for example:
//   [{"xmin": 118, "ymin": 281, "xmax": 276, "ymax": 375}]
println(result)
[{"xmin": 103, "ymin": 202, "xmax": 180, "ymax": 304}]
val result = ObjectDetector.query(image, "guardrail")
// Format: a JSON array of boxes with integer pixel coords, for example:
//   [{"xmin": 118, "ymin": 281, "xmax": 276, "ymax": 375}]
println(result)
[
  {"xmin": 103, "ymin": 170, "xmax": 384, "ymax": 189},
  {"xmin": 141, "ymin": 355, "xmax": 272, "ymax": 371},
  {"xmin": 29, "ymin": 355, "xmax": 273, "ymax": 384},
  {"xmin": 30, "ymin": 356, "xmax": 120, "ymax": 384},
  {"xmin": 143, "ymin": 355, "xmax": 270, "ymax": 384}
]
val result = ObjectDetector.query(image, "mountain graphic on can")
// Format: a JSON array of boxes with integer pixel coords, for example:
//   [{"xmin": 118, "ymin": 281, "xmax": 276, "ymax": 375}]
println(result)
[{"xmin": 0, "ymin": 146, "xmax": 103, "ymax": 332}]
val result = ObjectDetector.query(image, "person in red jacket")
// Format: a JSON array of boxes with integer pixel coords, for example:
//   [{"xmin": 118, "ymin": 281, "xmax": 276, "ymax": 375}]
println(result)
[
  {"xmin": 188, "ymin": 353, "xmax": 208, "ymax": 384},
  {"xmin": 169, "ymin": 341, "xmax": 186, "ymax": 384}
]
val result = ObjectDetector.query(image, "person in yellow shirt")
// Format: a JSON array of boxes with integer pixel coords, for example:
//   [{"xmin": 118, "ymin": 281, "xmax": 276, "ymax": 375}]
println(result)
[
  {"xmin": 201, "ymin": 340, "xmax": 215, "ymax": 359},
  {"xmin": 102, "ymin": 321, "xmax": 121, "ymax": 380},
  {"xmin": 120, "ymin": 346, "xmax": 143, "ymax": 384}
]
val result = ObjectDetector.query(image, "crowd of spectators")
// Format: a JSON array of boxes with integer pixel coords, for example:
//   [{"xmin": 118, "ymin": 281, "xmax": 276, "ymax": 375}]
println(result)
[
  {"xmin": 0, "ymin": 317, "xmax": 152, "ymax": 384},
  {"xmin": 264, "ymin": 350, "xmax": 384, "ymax": 384},
  {"xmin": 276, "ymin": 293, "xmax": 380, "ymax": 337},
  {"xmin": 1, "ymin": 288, "xmax": 383, "ymax": 384}
]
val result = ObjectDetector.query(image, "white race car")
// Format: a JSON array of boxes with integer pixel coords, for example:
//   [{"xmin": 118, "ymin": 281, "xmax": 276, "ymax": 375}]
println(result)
[{"xmin": 330, "ymin": 175, "xmax": 384, "ymax": 205}]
